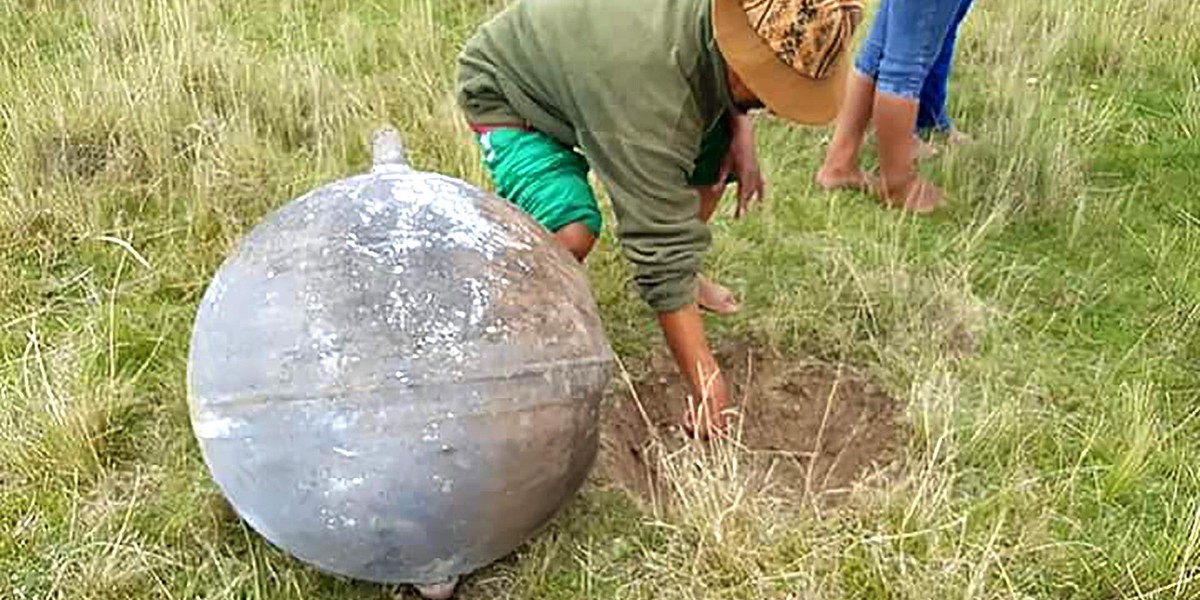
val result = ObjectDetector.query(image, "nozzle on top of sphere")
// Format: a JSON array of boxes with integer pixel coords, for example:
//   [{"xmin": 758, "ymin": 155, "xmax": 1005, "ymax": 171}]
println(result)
[{"xmin": 372, "ymin": 126, "xmax": 411, "ymax": 173}]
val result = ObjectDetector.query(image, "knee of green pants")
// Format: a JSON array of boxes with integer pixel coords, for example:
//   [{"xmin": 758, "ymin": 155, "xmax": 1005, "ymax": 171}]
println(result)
[
  {"xmin": 529, "ymin": 170, "xmax": 603, "ymax": 236},
  {"xmin": 478, "ymin": 129, "xmax": 603, "ymax": 237}
]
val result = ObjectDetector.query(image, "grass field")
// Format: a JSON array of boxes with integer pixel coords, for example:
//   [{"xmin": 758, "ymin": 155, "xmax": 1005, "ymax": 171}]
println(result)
[{"xmin": 2, "ymin": 0, "xmax": 1199, "ymax": 598}]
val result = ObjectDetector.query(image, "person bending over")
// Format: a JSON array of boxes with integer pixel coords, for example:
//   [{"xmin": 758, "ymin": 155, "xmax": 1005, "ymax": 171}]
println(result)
[{"xmin": 457, "ymin": 0, "xmax": 863, "ymax": 434}]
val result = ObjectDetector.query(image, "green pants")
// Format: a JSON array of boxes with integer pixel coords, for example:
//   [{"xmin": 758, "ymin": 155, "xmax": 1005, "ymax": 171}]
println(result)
[{"xmin": 475, "ymin": 114, "xmax": 733, "ymax": 236}]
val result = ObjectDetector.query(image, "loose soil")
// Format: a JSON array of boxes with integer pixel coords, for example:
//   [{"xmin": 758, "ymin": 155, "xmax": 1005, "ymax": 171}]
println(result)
[{"xmin": 596, "ymin": 341, "xmax": 906, "ymax": 505}]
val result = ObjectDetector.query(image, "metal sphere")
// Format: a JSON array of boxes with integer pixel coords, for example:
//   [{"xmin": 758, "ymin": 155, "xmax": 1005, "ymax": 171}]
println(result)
[{"xmin": 186, "ymin": 130, "xmax": 613, "ymax": 589}]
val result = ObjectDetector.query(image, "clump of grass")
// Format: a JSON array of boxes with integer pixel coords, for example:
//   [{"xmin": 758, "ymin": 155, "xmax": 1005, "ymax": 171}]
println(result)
[{"xmin": 0, "ymin": 322, "xmax": 140, "ymax": 487}]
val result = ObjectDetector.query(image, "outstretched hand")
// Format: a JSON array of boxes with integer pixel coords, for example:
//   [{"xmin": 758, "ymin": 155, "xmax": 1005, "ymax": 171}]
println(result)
[{"xmin": 716, "ymin": 113, "xmax": 766, "ymax": 219}]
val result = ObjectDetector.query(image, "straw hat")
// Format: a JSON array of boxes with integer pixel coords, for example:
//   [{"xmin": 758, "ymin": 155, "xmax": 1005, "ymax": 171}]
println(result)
[{"xmin": 713, "ymin": 0, "xmax": 864, "ymax": 124}]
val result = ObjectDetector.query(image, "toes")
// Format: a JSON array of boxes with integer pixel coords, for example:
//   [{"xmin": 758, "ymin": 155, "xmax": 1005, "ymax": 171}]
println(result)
[
  {"xmin": 817, "ymin": 170, "xmax": 876, "ymax": 193},
  {"xmin": 697, "ymin": 277, "xmax": 741, "ymax": 315},
  {"xmin": 415, "ymin": 580, "xmax": 458, "ymax": 600},
  {"xmin": 902, "ymin": 181, "xmax": 944, "ymax": 214}
]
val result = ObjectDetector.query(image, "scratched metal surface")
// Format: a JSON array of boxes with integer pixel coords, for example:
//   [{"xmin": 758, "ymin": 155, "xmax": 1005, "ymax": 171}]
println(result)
[{"xmin": 186, "ymin": 138, "xmax": 613, "ymax": 585}]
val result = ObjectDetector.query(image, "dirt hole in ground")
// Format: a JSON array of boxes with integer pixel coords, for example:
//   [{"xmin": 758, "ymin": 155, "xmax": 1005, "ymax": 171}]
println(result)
[{"xmin": 596, "ymin": 341, "xmax": 907, "ymax": 505}]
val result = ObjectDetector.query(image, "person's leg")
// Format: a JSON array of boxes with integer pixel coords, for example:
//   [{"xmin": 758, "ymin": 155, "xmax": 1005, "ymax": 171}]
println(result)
[
  {"xmin": 871, "ymin": 0, "xmax": 963, "ymax": 213},
  {"xmin": 692, "ymin": 114, "xmax": 733, "ymax": 223},
  {"xmin": 942, "ymin": 0, "xmax": 975, "ymax": 146},
  {"xmin": 817, "ymin": 1, "xmax": 889, "ymax": 192},
  {"xmin": 692, "ymin": 187, "xmax": 739, "ymax": 315},
  {"xmin": 817, "ymin": 72, "xmax": 881, "ymax": 191},
  {"xmin": 875, "ymin": 94, "xmax": 940, "ymax": 212},
  {"xmin": 476, "ymin": 128, "xmax": 601, "ymax": 260},
  {"xmin": 688, "ymin": 114, "xmax": 741, "ymax": 315},
  {"xmin": 914, "ymin": 38, "xmax": 953, "ymax": 160},
  {"xmin": 698, "ymin": 185, "xmax": 723, "ymax": 223},
  {"xmin": 915, "ymin": 51, "xmax": 948, "ymax": 162},
  {"xmin": 692, "ymin": 112, "xmax": 764, "ymax": 217},
  {"xmin": 553, "ymin": 223, "xmax": 597, "ymax": 261},
  {"xmin": 918, "ymin": 0, "xmax": 975, "ymax": 135},
  {"xmin": 916, "ymin": 36, "xmax": 953, "ymax": 133}
]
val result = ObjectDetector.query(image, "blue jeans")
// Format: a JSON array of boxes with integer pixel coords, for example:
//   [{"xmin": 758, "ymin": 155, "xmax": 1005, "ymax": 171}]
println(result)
[
  {"xmin": 917, "ymin": 0, "xmax": 975, "ymax": 132},
  {"xmin": 854, "ymin": 0, "xmax": 965, "ymax": 101}
]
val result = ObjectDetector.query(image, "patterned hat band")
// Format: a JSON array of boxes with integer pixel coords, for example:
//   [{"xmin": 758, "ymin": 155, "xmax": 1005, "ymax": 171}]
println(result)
[{"xmin": 742, "ymin": 0, "xmax": 864, "ymax": 80}]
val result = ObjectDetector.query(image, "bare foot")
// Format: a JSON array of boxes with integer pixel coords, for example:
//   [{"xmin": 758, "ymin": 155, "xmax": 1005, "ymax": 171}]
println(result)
[
  {"xmin": 415, "ymin": 580, "xmax": 458, "ymax": 600},
  {"xmin": 697, "ymin": 275, "xmax": 740, "ymax": 315},
  {"xmin": 916, "ymin": 129, "xmax": 973, "ymax": 161},
  {"xmin": 947, "ymin": 128, "xmax": 974, "ymax": 146},
  {"xmin": 880, "ymin": 177, "xmax": 944, "ymax": 215},
  {"xmin": 816, "ymin": 166, "xmax": 878, "ymax": 193},
  {"xmin": 916, "ymin": 136, "xmax": 939, "ymax": 161}
]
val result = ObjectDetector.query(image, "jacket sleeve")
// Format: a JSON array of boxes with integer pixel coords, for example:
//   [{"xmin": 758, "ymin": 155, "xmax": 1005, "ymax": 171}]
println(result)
[{"xmin": 579, "ymin": 131, "xmax": 710, "ymax": 314}]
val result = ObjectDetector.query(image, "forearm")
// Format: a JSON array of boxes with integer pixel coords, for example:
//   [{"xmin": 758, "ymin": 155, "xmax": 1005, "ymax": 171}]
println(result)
[
  {"xmin": 730, "ymin": 111, "xmax": 754, "ymax": 135},
  {"xmin": 657, "ymin": 304, "xmax": 729, "ymax": 410},
  {"xmin": 729, "ymin": 112, "xmax": 756, "ymax": 149}
]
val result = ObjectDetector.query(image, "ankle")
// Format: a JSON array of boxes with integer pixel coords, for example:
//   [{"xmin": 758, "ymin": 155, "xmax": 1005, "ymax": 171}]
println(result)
[
  {"xmin": 880, "ymin": 171, "xmax": 919, "ymax": 200},
  {"xmin": 821, "ymin": 146, "xmax": 859, "ymax": 174},
  {"xmin": 818, "ymin": 161, "xmax": 860, "ymax": 179}
]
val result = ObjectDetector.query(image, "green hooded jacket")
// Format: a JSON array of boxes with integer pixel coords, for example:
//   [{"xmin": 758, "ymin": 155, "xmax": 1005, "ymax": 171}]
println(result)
[{"xmin": 456, "ymin": 0, "xmax": 734, "ymax": 313}]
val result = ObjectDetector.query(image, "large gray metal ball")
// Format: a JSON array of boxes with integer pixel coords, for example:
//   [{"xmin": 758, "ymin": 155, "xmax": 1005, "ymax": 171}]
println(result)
[{"xmin": 186, "ymin": 129, "xmax": 613, "ymax": 590}]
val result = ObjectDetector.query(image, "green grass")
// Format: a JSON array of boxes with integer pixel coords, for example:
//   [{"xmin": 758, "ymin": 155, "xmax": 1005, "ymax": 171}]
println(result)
[{"xmin": 3, "ymin": 0, "xmax": 1199, "ymax": 598}]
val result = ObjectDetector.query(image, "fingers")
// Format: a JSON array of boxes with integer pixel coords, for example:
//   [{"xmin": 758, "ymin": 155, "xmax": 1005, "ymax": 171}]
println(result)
[
  {"xmin": 705, "ymin": 181, "xmax": 730, "ymax": 201},
  {"xmin": 734, "ymin": 173, "xmax": 764, "ymax": 219},
  {"xmin": 716, "ymin": 154, "xmax": 734, "ymax": 188}
]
